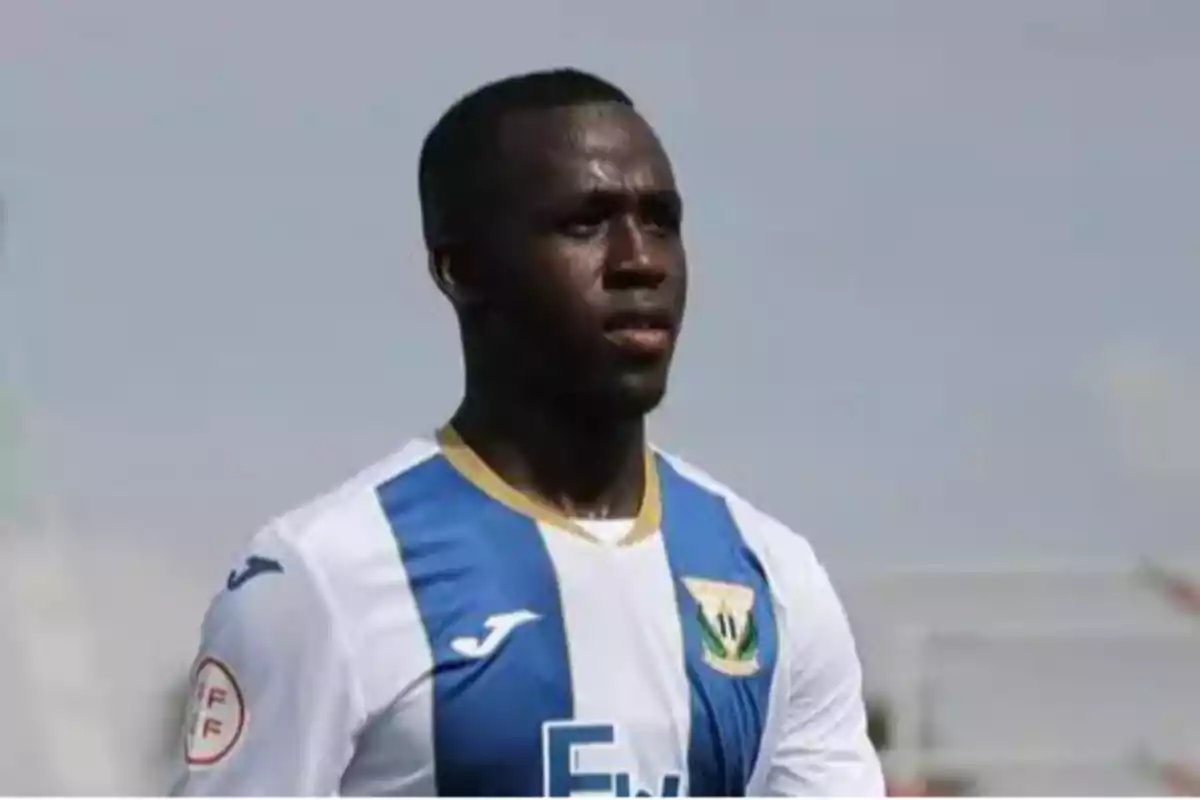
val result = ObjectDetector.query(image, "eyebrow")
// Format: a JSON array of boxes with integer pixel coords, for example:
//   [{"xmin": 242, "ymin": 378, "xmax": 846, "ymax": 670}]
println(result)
[{"xmin": 570, "ymin": 186, "xmax": 683, "ymax": 212}]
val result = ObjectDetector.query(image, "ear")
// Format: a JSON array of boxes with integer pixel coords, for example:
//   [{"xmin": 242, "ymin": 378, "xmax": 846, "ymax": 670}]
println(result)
[{"xmin": 428, "ymin": 244, "xmax": 483, "ymax": 307}]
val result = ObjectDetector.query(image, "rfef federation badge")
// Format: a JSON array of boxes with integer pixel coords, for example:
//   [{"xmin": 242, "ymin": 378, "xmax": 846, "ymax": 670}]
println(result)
[{"xmin": 184, "ymin": 656, "xmax": 246, "ymax": 767}]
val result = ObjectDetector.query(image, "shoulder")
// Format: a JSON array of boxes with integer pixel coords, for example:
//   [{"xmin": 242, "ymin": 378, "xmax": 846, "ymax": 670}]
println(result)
[
  {"xmin": 253, "ymin": 438, "xmax": 441, "ymax": 582},
  {"xmin": 209, "ymin": 436, "xmax": 442, "ymax": 628},
  {"xmin": 271, "ymin": 436, "xmax": 442, "ymax": 562},
  {"xmin": 654, "ymin": 448, "xmax": 824, "ymax": 572}
]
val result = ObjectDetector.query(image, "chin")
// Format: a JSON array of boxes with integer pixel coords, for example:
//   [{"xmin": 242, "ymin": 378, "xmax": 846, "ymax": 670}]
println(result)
[
  {"xmin": 550, "ymin": 359, "xmax": 672, "ymax": 421},
  {"xmin": 605, "ymin": 372, "xmax": 670, "ymax": 418}
]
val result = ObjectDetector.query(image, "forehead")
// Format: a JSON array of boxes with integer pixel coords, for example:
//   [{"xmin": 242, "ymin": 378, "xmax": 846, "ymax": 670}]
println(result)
[{"xmin": 494, "ymin": 102, "xmax": 677, "ymax": 199}]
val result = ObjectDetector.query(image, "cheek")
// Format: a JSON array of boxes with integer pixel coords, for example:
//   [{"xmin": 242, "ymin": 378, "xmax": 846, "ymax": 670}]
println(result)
[
  {"xmin": 483, "ymin": 266, "xmax": 596, "ymax": 361},
  {"xmin": 522, "ymin": 244, "xmax": 605, "ymax": 321}
]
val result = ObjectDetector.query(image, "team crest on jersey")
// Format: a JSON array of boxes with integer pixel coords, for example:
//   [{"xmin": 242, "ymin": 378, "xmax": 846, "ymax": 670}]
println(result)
[{"xmin": 682, "ymin": 577, "xmax": 760, "ymax": 677}]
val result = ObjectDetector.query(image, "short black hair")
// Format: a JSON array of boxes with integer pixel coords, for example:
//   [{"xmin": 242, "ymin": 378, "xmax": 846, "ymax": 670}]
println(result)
[{"xmin": 418, "ymin": 68, "xmax": 634, "ymax": 249}]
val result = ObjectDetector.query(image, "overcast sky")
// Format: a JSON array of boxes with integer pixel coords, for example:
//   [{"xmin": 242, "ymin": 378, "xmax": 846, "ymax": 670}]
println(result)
[
  {"xmin": 2, "ymin": 0, "xmax": 1199, "ymax": 792},
  {"xmin": 3, "ymin": 0, "xmax": 1199, "ymax": 575}
]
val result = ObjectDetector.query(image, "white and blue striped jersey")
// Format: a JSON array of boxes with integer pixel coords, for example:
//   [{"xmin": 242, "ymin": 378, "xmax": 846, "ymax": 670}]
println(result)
[{"xmin": 173, "ymin": 428, "xmax": 883, "ymax": 797}]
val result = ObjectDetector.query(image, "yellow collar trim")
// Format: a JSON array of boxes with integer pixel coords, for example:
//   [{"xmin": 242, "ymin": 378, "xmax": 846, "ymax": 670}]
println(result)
[{"xmin": 436, "ymin": 425, "xmax": 662, "ymax": 547}]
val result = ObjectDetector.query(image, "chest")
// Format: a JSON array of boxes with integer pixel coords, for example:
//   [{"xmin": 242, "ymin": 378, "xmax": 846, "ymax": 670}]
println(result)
[{"xmin": 358, "ymin": 517, "xmax": 781, "ymax": 796}]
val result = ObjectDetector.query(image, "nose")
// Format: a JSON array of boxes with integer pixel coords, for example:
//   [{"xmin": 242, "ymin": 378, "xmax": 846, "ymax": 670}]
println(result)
[{"xmin": 604, "ymin": 215, "xmax": 667, "ymax": 289}]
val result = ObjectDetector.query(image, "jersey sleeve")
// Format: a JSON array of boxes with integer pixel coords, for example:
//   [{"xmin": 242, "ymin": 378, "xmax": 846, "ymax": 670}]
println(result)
[
  {"xmin": 171, "ymin": 521, "xmax": 364, "ymax": 796},
  {"xmin": 764, "ymin": 556, "xmax": 886, "ymax": 797}
]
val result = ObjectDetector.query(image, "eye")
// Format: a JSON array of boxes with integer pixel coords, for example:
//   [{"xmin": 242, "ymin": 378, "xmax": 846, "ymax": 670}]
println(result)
[
  {"xmin": 558, "ymin": 210, "xmax": 608, "ymax": 240},
  {"xmin": 642, "ymin": 209, "xmax": 680, "ymax": 237},
  {"xmin": 639, "ymin": 196, "xmax": 683, "ymax": 237}
]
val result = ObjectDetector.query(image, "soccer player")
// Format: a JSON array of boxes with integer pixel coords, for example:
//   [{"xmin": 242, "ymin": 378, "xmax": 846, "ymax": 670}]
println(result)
[{"xmin": 173, "ymin": 68, "xmax": 884, "ymax": 797}]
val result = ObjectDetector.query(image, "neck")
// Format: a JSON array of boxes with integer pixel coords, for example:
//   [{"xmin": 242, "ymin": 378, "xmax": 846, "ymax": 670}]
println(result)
[{"xmin": 450, "ymin": 381, "xmax": 648, "ymax": 520}]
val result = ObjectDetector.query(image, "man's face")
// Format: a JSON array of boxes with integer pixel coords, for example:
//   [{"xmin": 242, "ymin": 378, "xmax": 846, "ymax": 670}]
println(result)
[{"xmin": 472, "ymin": 101, "xmax": 688, "ymax": 418}]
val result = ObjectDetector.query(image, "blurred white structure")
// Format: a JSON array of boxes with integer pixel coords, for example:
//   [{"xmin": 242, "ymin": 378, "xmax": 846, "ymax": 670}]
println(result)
[
  {"xmin": 840, "ymin": 561, "xmax": 1200, "ymax": 796},
  {"xmin": 1, "ymin": 196, "xmax": 127, "ymax": 794}
]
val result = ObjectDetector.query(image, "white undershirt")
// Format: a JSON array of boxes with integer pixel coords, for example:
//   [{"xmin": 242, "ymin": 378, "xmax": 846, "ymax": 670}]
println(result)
[{"xmin": 573, "ymin": 518, "xmax": 635, "ymax": 545}]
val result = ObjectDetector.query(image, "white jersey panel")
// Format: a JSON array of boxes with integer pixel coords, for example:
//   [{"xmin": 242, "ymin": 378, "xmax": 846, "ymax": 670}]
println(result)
[
  {"xmin": 540, "ymin": 527, "xmax": 691, "ymax": 796},
  {"xmin": 296, "ymin": 440, "xmax": 442, "ymax": 797}
]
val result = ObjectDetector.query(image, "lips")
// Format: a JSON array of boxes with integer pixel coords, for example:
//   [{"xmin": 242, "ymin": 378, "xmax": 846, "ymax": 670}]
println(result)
[
  {"xmin": 602, "ymin": 306, "xmax": 675, "ymax": 356},
  {"xmin": 603, "ymin": 306, "xmax": 675, "ymax": 333}
]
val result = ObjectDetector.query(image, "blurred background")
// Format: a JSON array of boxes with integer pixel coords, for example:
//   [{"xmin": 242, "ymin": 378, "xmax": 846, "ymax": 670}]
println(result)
[{"xmin": 1, "ymin": 0, "xmax": 1198, "ymax": 795}]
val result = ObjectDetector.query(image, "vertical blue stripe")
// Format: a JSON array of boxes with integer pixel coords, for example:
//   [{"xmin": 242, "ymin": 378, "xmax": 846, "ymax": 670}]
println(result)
[
  {"xmin": 657, "ymin": 456, "xmax": 779, "ymax": 797},
  {"xmin": 377, "ymin": 455, "xmax": 573, "ymax": 797}
]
